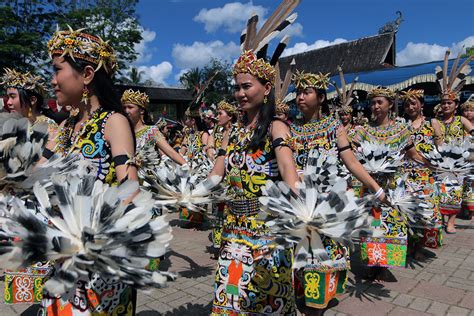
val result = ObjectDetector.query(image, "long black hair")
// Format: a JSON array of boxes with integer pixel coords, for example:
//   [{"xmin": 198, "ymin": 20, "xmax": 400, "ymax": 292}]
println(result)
[
  {"xmin": 242, "ymin": 77, "xmax": 276, "ymax": 151},
  {"xmin": 17, "ymin": 88, "xmax": 44, "ymax": 116},
  {"xmin": 63, "ymin": 56, "xmax": 136, "ymax": 146}
]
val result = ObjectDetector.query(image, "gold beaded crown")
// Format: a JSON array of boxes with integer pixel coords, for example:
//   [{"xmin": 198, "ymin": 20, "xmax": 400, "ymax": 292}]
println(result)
[
  {"xmin": 292, "ymin": 70, "xmax": 331, "ymax": 90},
  {"xmin": 121, "ymin": 89, "xmax": 149, "ymax": 109},
  {"xmin": 436, "ymin": 50, "xmax": 473, "ymax": 101},
  {"xmin": 234, "ymin": 0, "xmax": 300, "ymax": 86},
  {"xmin": 233, "ymin": 51, "xmax": 276, "ymax": 85},
  {"xmin": 400, "ymin": 89, "xmax": 424, "ymax": 102},
  {"xmin": 217, "ymin": 100, "xmax": 238, "ymax": 116},
  {"xmin": 334, "ymin": 66, "xmax": 357, "ymax": 114},
  {"xmin": 1, "ymin": 68, "xmax": 46, "ymax": 96},
  {"xmin": 48, "ymin": 25, "xmax": 118, "ymax": 75},
  {"xmin": 367, "ymin": 86, "xmax": 396, "ymax": 100}
]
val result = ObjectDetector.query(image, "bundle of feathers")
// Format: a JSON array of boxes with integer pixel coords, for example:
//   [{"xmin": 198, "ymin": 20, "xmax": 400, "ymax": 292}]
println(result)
[
  {"xmin": 353, "ymin": 140, "xmax": 406, "ymax": 174},
  {"xmin": 0, "ymin": 113, "xmax": 84, "ymax": 196},
  {"xmin": 141, "ymin": 162, "xmax": 223, "ymax": 214},
  {"xmin": 0, "ymin": 174, "xmax": 173, "ymax": 296},
  {"xmin": 421, "ymin": 138, "xmax": 473, "ymax": 175},
  {"xmin": 259, "ymin": 149, "xmax": 373, "ymax": 269},
  {"xmin": 385, "ymin": 175, "xmax": 434, "ymax": 231}
]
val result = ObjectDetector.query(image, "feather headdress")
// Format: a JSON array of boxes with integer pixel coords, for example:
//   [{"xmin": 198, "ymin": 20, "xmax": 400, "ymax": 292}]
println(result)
[
  {"xmin": 334, "ymin": 66, "xmax": 357, "ymax": 114},
  {"xmin": 0, "ymin": 176, "xmax": 173, "ymax": 295},
  {"xmin": 48, "ymin": 25, "xmax": 117, "ymax": 75},
  {"xmin": 233, "ymin": 0, "xmax": 300, "ymax": 85},
  {"xmin": 259, "ymin": 149, "xmax": 372, "ymax": 269},
  {"xmin": 400, "ymin": 89, "xmax": 424, "ymax": 103},
  {"xmin": 435, "ymin": 50, "xmax": 473, "ymax": 101},
  {"xmin": 275, "ymin": 58, "xmax": 295, "ymax": 115},
  {"xmin": 1, "ymin": 68, "xmax": 46, "ymax": 96},
  {"xmin": 121, "ymin": 89, "xmax": 149, "ymax": 109}
]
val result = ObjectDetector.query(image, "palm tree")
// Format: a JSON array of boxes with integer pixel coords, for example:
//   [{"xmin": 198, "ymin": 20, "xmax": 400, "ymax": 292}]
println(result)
[
  {"xmin": 128, "ymin": 67, "xmax": 145, "ymax": 84},
  {"xmin": 179, "ymin": 67, "xmax": 203, "ymax": 93}
]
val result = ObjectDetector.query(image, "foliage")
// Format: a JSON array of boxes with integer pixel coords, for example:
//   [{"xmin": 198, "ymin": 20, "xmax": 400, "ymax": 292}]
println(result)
[{"xmin": 0, "ymin": 0, "xmax": 142, "ymax": 80}]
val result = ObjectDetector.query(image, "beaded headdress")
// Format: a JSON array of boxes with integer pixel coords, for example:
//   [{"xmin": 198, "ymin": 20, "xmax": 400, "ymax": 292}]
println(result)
[
  {"xmin": 217, "ymin": 100, "xmax": 238, "ymax": 117},
  {"xmin": 121, "ymin": 89, "xmax": 149, "ymax": 109},
  {"xmin": 48, "ymin": 25, "xmax": 118, "ymax": 75},
  {"xmin": 436, "ymin": 50, "xmax": 473, "ymax": 101},
  {"xmin": 367, "ymin": 86, "xmax": 396, "ymax": 100},
  {"xmin": 334, "ymin": 66, "xmax": 357, "ymax": 114},
  {"xmin": 275, "ymin": 59, "xmax": 295, "ymax": 115},
  {"xmin": 292, "ymin": 70, "xmax": 331, "ymax": 91},
  {"xmin": 233, "ymin": 0, "xmax": 300, "ymax": 86},
  {"xmin": 400, "ymin": 89, "xmax": 424, "ymax": 103},
  {"xmin": 185, "ymin": 107, "xmax": 200, "ymax": 118},
  {"xmin": 1, "ymin": 68, "xmax": 46, "ymax": 96}
]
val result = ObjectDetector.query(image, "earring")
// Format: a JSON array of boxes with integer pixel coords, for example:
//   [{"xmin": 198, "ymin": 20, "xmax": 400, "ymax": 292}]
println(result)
[
  {"xmin": 263, "ymin": 95, "xmax": 268, "ymax": 105},
  {"xmin": 81, "ymin": 85, "xmax": 89, "ymax": 105}
]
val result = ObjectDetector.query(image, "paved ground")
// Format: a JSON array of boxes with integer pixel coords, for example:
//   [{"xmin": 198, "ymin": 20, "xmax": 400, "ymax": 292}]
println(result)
[{"xmin": 2, "ymin": 215, "xmax": 473, "ymax": 315}]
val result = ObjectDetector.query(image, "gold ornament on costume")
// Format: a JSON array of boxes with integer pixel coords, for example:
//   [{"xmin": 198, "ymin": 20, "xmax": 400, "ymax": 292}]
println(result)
[
  {"xmin": 436, "ymin": 49, "xmax": 473, "ymax": 101},
  {"xmin": 367, "ymin": 86, "xmax": 396, "ymax": 100},
  {"xmin": 48, "ymin": 25, "xmax": 118, "ymax": 75},
  {"xmin": 121, "ymin": 89, "xmax": 150, "ymax": 109},
  {"xmin": 276, "ymin": 102, "xmax": 290, "ymax": 115},
  {"xmin": 334, "ymin": 66, "xmax": 357, "ymax": 114},
  {"xmin": 1, "ymin": 68, "xmax": 46, "ymax": 96},
  {"xmin": 234, "ymin": 0, "xmax": 300, "ymax": 86},
  {"xmin": 400, "ymin": 89, "xmax": 424, "ymax": 103},
  {"xmin": 292, "ymin": 70, "xmax": 330, "ymax": 90},
  {"xmin": 217, "ymin": 101, "xmax": 238, "ymax": 117}
]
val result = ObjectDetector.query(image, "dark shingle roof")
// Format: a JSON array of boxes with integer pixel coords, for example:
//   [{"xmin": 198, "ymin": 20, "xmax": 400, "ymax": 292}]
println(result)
[
  {"xmin": 116, "ymin": 84, "xmax": 193, "ymax": 103},
  {"xmin": 279, "ymin": 32, "xmax": 396, "ymax": 76}
]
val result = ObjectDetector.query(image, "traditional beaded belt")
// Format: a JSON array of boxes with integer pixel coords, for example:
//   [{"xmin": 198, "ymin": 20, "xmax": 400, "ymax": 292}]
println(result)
[{"xmin": 228, "ymin": 198, "xmax": 261, "ymax": 215}]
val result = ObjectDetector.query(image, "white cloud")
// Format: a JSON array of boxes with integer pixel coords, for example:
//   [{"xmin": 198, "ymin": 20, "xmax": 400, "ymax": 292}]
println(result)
[
  {"xmin": 194, "ymin": 2, "xmax": 267, "ymax": 33},
  {"xmin": 172, "ymin": 40, "xmax": 240, "ymax": 69},
  {"xmin": 397, "ymin": 36, "xmax": 474, "ymax": 66},
  {"xmin": 137, "ymin": 62, "xmax": 173, "ymax": 85},
  {"xmin": 174, "ymin": 68, "xmax": 190, "ymax": 82},
  {"xmin": 282, "ymin": 38, "xmax": 348, "ymax": 57},
  {"xmin": 280, "ymin": 22, "xmax": 303, "ymax": 39},
  {"xmin": 134, "ymin": 28, "xmax": 157, "ymax": 64}
]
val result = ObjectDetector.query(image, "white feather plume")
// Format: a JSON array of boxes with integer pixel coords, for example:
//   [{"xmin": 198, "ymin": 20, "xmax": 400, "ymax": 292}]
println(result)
[
  {"xmin": 354, "ymin": 141, "xmax": 406, "ymax": 174},
  {"xmin": 421, "ymin": 138, "xmax": 473, "ymax": 175},
  {"xmin": 0, "ymin": 175, "xmax": 173, "ymax": 296}
]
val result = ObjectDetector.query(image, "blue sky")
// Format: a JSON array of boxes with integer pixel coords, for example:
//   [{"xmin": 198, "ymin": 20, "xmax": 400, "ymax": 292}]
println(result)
[{"xmin": 134, "ymin": 0, "xmax": 474, "ymax": 86}]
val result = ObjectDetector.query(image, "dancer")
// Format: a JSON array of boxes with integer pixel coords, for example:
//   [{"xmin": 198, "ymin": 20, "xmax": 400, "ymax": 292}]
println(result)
[
  {"xmin": 289, "ymin": 70, "xmax": 386, "ymax": 312},
  {"xmin": 121, "ymin": 89, "xmax": 185, "ymax": 165},
  {"xmin": 431, "ymin": 51, "xmax": 473, "ymax": 233},
  {"xmin": 210, "ymin": 1, "xmax": 300, "ymax": 313},
  {"xmin": 354, "ymin": 86, "xmax": 426, "ymax": 280},
  {"xmin": 401, "ymin": 89, "xmax": 442, "ymax": 256},
  {"xmin": 42, "ymin": 26, "xmax": 139, "ymax": 315}
]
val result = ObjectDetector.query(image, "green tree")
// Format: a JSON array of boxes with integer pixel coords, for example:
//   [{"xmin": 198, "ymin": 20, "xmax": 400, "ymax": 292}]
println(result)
[
  {"xmin": 0, "ymin": 0, "xmax": 142, "ymax": 78},
  {"xmin": 179, "ymin": 67, "xmax": 203, "ymax": 92}
]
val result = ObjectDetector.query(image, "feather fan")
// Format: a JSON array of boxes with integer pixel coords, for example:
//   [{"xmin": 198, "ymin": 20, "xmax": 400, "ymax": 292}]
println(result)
[
  {"xmin": 259, "ymin": 149, "xmax": 373, "ymax": 269},
  {"xmin": 0, "ymin": 175, "xmax": 173, "ymax": 296},
  {"xmin": 141, "ymin": 163, "xmax": 223, "ymax": 213},
  {"xmin": 354, "ymin": 141, "xmax": 406, "ymax": 174},
  {"xmin": 421, "ymin": 138, "xmax": 473, "ymax": 175}
]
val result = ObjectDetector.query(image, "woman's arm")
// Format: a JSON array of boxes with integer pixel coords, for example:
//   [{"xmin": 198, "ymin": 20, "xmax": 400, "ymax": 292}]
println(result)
[
  {"xmin": 431, "ymin": 118, "xmax": 444, "ymax": 147},
  {"xmin": 154, "ymin": 130, "xmax": 186, "ymax": 165},
  {"xmin": 208, "ymin": 129, "xmax": 228, "ymax": 178},
  {"xmin": 104, "ymin": 113, "xmax": 138, "ymax": 182},
  {"xmin": 206, "ymin": 134, "xmax": 216, "ymax": 162},
  {"xmin": 460, "ymin": 116, "xmax": 474, "ymax": 135},
  {"xmin": 37, "ymin": 119, "xmax": 66, "ymax": 165},
  {"xmin": 271, "ymin": 120, "xmax": 298, "ymax": 190},
  {"xmin": 337, "ymin": 127, "xmax": 386, "ymax": 201}
]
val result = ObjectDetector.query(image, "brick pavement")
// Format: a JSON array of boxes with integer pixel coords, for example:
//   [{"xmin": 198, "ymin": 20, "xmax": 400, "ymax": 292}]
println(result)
[{"xmin": 2, "ymin": 215, "xmax": 473, "ymax": 315}]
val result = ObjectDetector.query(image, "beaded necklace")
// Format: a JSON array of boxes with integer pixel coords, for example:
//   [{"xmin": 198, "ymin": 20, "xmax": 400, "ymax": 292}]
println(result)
[{"xmin": 56, "ymin": 108, "xmax": 102, "ymax": 155}]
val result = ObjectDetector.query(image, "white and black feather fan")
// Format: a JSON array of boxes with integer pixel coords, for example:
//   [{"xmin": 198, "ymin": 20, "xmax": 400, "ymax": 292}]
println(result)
[
  {"xmin": 0, "ymin": 175, "xmax": 173, "ymax": 296},
  {"xmin": 259, "ymin": 149, "xmax": 372, "ymax": 269},
  {"xmin": 141, "ymin": 163, "xmax": 223, "ymax": 213},
  {"xmin": 354, "ymin": 141, "xmax": 406, "ymax": 174},
  {"xmin": 421, "ymin": 138, "xmax": 473, "ymax": 175}
]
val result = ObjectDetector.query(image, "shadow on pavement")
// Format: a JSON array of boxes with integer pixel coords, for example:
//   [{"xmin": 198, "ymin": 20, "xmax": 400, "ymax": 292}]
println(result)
[{"xmin": 137, "ymin": 301, "xmax": 212, "ymax": 316}]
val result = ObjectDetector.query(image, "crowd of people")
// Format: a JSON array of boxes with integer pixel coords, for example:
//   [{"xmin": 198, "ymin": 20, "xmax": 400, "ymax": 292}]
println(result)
[{"xmin": 0, "ymin": 1, "xmax": 473, "ymax": 315}]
